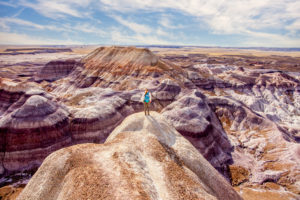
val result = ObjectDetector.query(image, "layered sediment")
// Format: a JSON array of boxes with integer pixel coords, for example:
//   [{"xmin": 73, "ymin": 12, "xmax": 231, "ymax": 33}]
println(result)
[
  {"xmin": 35, "ymin": 59, "xmax": 77, "ymax": 82},
  {"xmin": 162, "ymin": 90, "xmax": 233, "ymax": 176},
  {"xmin": 1, "ymin": 46, "xmax": 300, "ymax": 199},
  {"xmin": 0, "ymin": 79, "xmax": 70, "ymax": 174},
  {"xmin": 17, "ymin": 112, "xmax": 242, "ymax": 200},
  {"xmin": 69, "ymin": 46, "xmax": 186, "ymax": 90}
]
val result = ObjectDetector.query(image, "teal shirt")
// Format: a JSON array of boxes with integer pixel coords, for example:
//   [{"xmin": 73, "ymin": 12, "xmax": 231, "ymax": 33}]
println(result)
[{"xmin": 144, "ymin": 92, "xmax": 150, "ymax": 103}]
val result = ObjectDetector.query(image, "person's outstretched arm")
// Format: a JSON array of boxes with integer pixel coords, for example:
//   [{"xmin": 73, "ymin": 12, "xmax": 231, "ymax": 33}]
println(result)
[{"xmin": 141, "ymin": 93, "xmax": 144, "ymax": 102}]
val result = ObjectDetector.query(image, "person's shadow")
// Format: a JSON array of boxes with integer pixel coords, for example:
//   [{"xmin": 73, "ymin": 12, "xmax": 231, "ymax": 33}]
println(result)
[{"xmin": 144, "ymin": 114, "xmax": 176, "ymax": 147}]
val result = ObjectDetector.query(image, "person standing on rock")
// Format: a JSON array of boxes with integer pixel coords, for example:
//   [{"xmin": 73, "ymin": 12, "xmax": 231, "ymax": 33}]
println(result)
[{"xmin": 142, "ymin": 89, "xmax": 151, "ymax": 115}]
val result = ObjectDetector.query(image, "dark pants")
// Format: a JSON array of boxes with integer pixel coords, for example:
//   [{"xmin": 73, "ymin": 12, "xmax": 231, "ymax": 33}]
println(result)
[{"xmin": 144, "ymin": 102, "xmax": 150, "ymax": 115}]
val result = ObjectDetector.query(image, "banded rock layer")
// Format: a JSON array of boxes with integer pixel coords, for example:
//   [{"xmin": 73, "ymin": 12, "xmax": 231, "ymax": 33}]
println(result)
[
  {"xmin": 2, "ymin": 46, "xmax": 299, "ymax": 199},
  {"xmin": 162, "ymin": 90, "xmax": 233, "ymax": 175},
  {"xmin": 17, "ymin": 112, "xmax": 242, "ymax": 200},
  {"xmin": 0, "ymin": 47, "xmax": 235, "ymax": 181},
  {"xmin": 69, "ymin": 46, "xmax": 186, "ymax": 90},
  {"xmin": 35, "ymin": 59, "xmax": 77, "ymax": 82},
  {"xmin": 177, "ymin": 62, "xmax": 300, "ymax": 198},
  {"xmin": 0, "ymin": 79, "xmax": 71, "ymax": 175}
]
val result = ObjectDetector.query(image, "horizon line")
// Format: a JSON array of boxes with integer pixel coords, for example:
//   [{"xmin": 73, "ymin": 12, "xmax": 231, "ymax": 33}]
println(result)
[{"xmin": 0, "ymin": 44, "xmax": 300, "ymax": 49}]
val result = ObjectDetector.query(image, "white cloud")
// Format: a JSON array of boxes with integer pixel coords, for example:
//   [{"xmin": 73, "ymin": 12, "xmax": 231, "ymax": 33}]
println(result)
[
  {"xmin": 19, "ymin": 0, "xmax": 91, "ymax": 18},
  {"xmin": 0, "ymin": 21, "xmax": 10, "ymax": 31},
  {"xmin": 242, "ymin": 30, "xmax": 300, "ymax": 47},
  {"xmin": 159, "ymin": 15, "xmax": 183, "ymax": 29},
  {"xmin": 112, "ymin": 15, "xmax": 152, "ymax": 34},
  {"xmin": 0, "ymin": 16, "xmax": 106, "ymax": 37},
  {"xmin": 109, "ymin": 15, "xmax": 178, "ymax": 45},
  {"xmin": 0, "ymin": 17, "xmax": 45, "ymax": 30},
  {"xmin": 0, "ymin": 31, "xmax": 83, "ymax": 45},
  {"xmin": 286, "ymin": 20, "xmax": 300, "ymax": 34},
  {"xmin": 1, "ymin": 0, "xmax": 299, "ymax": 46},
  {"xmin": 98, "ymin": 0, "xmax": 300, "ymax": 46},
  {"xmin": 156, "ymin": 28, "xmax": 169, "ymax": 37},
  {"xmin": 64, "ymin": 22, "xmax": 106, "ymax": 35},
  {"xmin": 0, "ymin": 1, "xmax": 17, "ymax": 7},
  {"xmin": 74, "ymin": 23, "xmax": 102, "ymax": 34},
  {"xmin": 110, "ymin": 28, "xmax": 174, "ymax": 45}
]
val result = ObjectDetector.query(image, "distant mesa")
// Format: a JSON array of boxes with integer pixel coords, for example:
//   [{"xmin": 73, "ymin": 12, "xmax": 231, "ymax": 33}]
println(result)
[
  {"xmin": 0, "ymin": 48, "xmax": 72, "ymax": 55},
  {"xmin": 70, "ymin": 46, "xmax": 185, "ymax": 89},
  {"xmin": 82, "ymin": 46, "xmax": 159, "ymax": 68}
]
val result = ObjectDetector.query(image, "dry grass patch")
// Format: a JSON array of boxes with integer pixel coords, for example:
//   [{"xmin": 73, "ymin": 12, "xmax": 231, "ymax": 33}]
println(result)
[
  {"xmin": 66, "ymin": 92, "xmax": 93, "ymax": 106},
  {"xmin": 0, "ymin": 185, "xmax": 24, "ymax": 200},
  {"xmin": 263, "ymin": 162, "xmax": 293, "ymax": 171},
  {"xmin": 277, "ymin": 172, "xmax": 299, "ymax": 195},
  {"xmin": 263, "ymin": 182, "xmax": 281, "ymax": 190},
  {"xmin": 261, "ymin": 142, "xmax": 286, "ymax": 161},
  {"xmin": 239, "ymin": 187, "xmax": 296, "ymax": 200},
  {"xmin": 229, "ymin": 165, "xmax": 250, "ymax": 186},
  {"xmin": 219, "ymin": 115, "xmax": 233, "ymax": 133}
]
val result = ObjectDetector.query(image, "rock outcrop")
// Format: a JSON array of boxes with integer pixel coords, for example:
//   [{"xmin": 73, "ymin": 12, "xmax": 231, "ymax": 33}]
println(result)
[
  {"xmin": 17, "ymin": 112, "xmax": 242, "ymax": 200},
  {"xmin": 209, "ymin": 95, "xmax": 300, "ymax": 198},
  {"xmin": 69, "ymin": 46, "xmax": 186, "ymax": 90},
  {"xmin": 0, "ymin": 74, "xmax": 185, "ymax": 177},
  {"xmin": 162, "ymin": 90, "xmax": 233, "ymax": 176},
  {"xmin": 35, "ymin": 59, "xmax": 77, "ymax": 82},
  {"xmin": 0, "ymin": 79, "xmax": 71, "ymax": 175},
  {"xmin": 161, "ymin": 56, "xmax": 300, "ymax": 198}
]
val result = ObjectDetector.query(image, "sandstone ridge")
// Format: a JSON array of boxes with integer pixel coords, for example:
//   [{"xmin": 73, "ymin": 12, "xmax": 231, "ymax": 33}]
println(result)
[{"xmin": 17, "ymin": 112, "xmax": 241, "ymax": 200}]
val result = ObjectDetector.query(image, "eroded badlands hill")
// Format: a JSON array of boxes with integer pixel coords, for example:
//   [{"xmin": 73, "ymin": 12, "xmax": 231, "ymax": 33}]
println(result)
[
  {"xmin": 0, "ymin": 47, "xmax": 231, "ymax": 182},
  {"xmin": 17, "ymin": 112, "xmax": 241, "ymax": 200},
  {"xmin": 0, "ymin": 46, "xmax": 299, "ymax": 200},
  {"xmin": 69, "ymin": 46, "xmax": 185, "ymax": 90}
]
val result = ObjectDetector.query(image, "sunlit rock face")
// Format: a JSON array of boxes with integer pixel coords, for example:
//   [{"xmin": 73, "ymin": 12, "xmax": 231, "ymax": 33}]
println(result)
[
  {"xmin": 67, "ymin": 46, "xmax": 186, "ymax": 90},
  {"xmin": 1, "ymin": 46, "xmax": 300, "ymax": 199},
  {"xmin": 17, "ymin": 112, "xmax": 242, "ymax": 200}
]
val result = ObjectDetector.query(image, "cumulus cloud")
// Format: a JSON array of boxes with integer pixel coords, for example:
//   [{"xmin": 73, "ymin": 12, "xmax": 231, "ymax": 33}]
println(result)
[
  {"xmin": 98, "ymin": 0, "xmax": 300, "ymax": 46},
  {"xmin": 1, "ymin": 0, "xmax": 299, "ymax": 46}
]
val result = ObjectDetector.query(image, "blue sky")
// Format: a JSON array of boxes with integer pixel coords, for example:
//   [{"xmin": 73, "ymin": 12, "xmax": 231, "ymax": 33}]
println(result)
[{"xmin": 0, "ymin": 0, "xmax": 300, "ymax": 47}]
